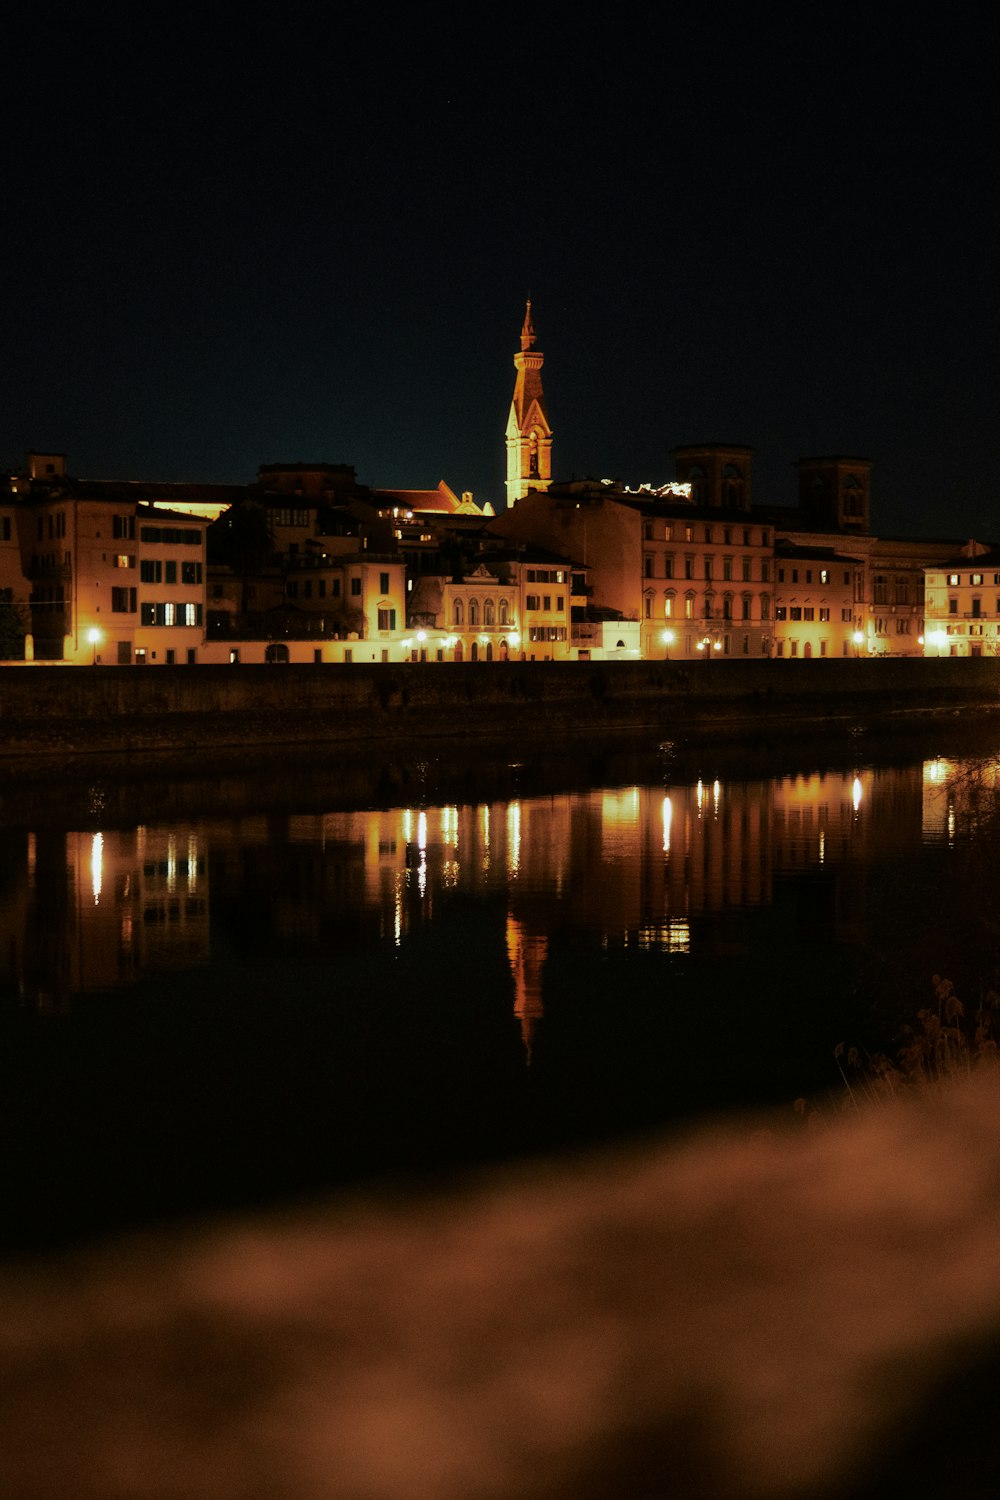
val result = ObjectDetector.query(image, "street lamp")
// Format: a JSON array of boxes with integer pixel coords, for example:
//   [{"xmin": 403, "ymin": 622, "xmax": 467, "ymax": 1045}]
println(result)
[
  {"xmin": 851, "ymin": 630, "xmax": 864, "ymax": 658},
  {"xmin": 87, "ymin": 627, "xmax": 101, "ymax": 665},
  {"xmin": 661, "ymin": 628, "xmax": 675, "ymax": 659}
]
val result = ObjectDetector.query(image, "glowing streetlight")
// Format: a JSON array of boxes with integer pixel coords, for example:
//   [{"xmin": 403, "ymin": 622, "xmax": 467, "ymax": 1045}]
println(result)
[
  {"xmin": 87, "ymin": 627, "xmax": 101, "ymax": 665},
  {"xmin": 851, "ymin": 630, "xmax": 864, "ymax": 658},
  {"xmin": 661, "ymin": 628, "xmax": 675, "ymax": 658}
]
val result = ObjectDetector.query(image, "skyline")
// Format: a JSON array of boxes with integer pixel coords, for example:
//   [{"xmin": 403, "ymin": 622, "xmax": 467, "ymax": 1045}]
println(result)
[{"xmin": 4, "ymin": 10, "xmax": 996, "ymax": 540}]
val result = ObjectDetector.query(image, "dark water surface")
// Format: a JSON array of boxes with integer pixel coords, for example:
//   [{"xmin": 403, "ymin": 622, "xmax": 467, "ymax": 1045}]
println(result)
[{"xmin": 4, "ymin": 723, "xmax": 1000, "ymax": 1251}]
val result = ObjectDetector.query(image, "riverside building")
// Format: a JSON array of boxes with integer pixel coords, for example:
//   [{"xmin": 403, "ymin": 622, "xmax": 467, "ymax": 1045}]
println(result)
[
  {"xmin": 5, "ymin": 453, "xmax": 220, "ymax": 664},
  {"xmin": 923, "ymin": 545, "xmax": 1000, "ymax": 656},
  {"xmin": 3, "ymin": 308, "xmax": 991, "ymax": 665}
]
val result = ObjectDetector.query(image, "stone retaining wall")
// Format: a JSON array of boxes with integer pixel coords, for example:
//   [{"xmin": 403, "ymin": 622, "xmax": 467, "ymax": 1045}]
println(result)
[{"xmin": 1, "ymin": 658, "xmax": 999, "ymax": 756}]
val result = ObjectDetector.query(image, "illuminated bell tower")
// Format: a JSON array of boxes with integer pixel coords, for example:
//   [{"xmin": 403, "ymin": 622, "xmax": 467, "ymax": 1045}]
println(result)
[{"xmin": 505, "ymin": 300, "xmax": 553, "ymax": 508}]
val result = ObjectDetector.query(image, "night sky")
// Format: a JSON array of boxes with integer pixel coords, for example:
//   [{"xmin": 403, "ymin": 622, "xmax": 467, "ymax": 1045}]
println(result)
[{"xmin": 4, "ymin": 9, "xmax": 997, "ymax": 539}]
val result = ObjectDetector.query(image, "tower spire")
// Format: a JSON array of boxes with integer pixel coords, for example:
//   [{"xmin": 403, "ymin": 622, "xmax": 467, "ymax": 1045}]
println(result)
[
  {"xmin": 505, "ymin": 299, "xmax": 552, "ymax": 508},
  {"xmin": 520, "ymin": 298, "xmax": 536, "ymax": 352}
]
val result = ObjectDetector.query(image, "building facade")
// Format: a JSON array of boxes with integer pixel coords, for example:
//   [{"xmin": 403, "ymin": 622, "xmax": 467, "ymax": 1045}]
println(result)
[
  {"xmin": 772, "ymin": 543, "xmax": 864, "ymax": 659},
  {"xmin": 10, "ymin": 456, "xmax": 214, "ymax": 664},
  {"xmin": 923, "ymin": 545, "xmax": 1000, "ymax": 656}
]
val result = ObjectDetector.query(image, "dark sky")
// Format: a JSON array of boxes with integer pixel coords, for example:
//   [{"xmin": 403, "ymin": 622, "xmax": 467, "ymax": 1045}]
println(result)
[{"xmin": 4, "ymin": 8, "xmax": 997, "ymax": 538}]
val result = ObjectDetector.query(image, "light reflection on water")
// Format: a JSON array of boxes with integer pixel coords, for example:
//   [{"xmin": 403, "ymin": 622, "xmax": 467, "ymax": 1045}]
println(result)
[
  {"xmin": 7, "ymin": 747, "xmax": 1000, "ymax": 1248},
  {"xmin": 2, "ymin": 754, "xmax": 996, "ymax": 1013}
]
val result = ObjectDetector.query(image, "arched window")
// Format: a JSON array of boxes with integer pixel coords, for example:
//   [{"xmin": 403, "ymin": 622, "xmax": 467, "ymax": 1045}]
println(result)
[
  {"xmin": 486, "ymin": 642, "xmax": 494, "ymax": 661},
  {"xmin": 722, "ymin": 462, "xmax": 744, "ymax": 508},
  {"xmin": 470, "ymin": 641, "xmax": 479, "ymax": 661},
  {"xmin": 703, "ymin": 594, "xmax": 713, "ymax": 618},
  {"xmin": 722, "ymin": 593, "xmax": 733, "ymax": 620},
  {"xmin": 499, "ymin": 599, "xmax": 509, "ymax": 626},
  {"xmin": 453, "ymin": 600, "xmax": 464, "ymax": 627},
  {"xmin": 454, "ymin": 640, "xmax": 463, "ymax": 662},
  {"xmin": 664, "ymin": 591, "xmax": 675, "ymax": 618},
  {"xmin": 684, "ymin": 592, "xmax": 695, "ymax": 619},
  {"xmin": 484, "ymin": 598, "xmax": 495, "ymax": 627},
  {"xmin": 741, "ymin": 594, "xmax": 752, "ymax": 620},
  {"xmin": 469, "ymin": 599, "xmax": 479, "ymax": 627}
]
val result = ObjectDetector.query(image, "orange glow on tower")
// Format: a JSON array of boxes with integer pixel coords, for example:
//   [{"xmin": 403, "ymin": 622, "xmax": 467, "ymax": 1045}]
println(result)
[{"xmin": 505, "ymin": 300, "xmax": 553, "ymax": 508}]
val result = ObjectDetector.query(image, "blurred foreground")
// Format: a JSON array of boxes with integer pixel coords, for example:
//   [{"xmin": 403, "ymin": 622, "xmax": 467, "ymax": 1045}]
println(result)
[{"xmin": 5, "ymin": 1077, "xmax": 1000, "ymax": 1499}]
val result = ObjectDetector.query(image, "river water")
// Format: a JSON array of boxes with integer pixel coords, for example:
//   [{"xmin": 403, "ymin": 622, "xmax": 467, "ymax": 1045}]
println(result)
[{"xmin": 4, "ymin": 723, "xmax": 1000, "ymax": 1250}]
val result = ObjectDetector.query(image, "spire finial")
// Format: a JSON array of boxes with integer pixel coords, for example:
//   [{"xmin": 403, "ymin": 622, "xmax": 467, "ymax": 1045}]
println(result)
[{"xmin": 520, "ymin": 298, "xmax": 535, "ymax": 352}]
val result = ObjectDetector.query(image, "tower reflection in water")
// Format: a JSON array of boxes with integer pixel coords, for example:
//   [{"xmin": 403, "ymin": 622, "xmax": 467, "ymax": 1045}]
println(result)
[{"xmin": 1, "ymin": 756, "xmax": 988, "ymax": 1035}]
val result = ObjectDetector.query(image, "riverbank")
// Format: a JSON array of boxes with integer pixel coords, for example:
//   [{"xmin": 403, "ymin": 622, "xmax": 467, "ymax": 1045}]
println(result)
[{"xmin": 1, "ymin": 657, "xmax": 999, "ymax": 760}]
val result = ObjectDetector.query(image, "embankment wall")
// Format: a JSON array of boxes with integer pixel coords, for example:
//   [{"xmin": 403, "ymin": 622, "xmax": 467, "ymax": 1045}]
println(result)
[{"xmin": 1, "ymin": 658, "xmax": 999, "ymax": 757}]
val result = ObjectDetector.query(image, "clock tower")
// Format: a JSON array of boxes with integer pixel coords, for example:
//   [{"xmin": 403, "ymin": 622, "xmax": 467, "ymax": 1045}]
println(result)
[{"xmin": 505, "ymin": 300, "xmax": 553, "ymax": 508}]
